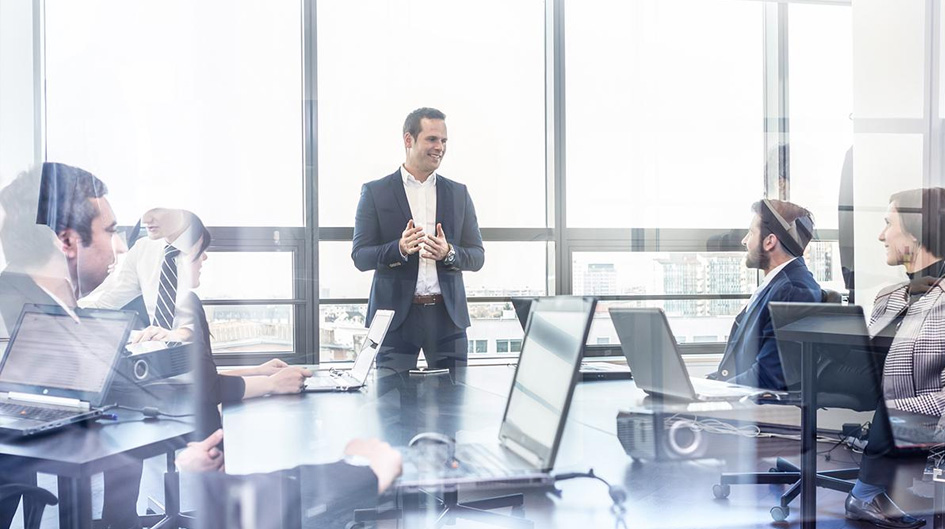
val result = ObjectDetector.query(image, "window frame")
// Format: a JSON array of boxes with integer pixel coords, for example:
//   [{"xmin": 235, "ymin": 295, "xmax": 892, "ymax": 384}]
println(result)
[{"xmin": 33, "ymin": 0, "xmax": 850, "ymax": 365}]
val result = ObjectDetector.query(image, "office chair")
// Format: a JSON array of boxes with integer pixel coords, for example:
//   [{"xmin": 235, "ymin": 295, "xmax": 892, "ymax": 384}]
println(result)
[
  {"xmin": 0, "ymin": 484, "xmax": 58, "ymax": 529},
  {"xmin": 712, "ymin": 289, "xmax": 860, "ymax": 522}
]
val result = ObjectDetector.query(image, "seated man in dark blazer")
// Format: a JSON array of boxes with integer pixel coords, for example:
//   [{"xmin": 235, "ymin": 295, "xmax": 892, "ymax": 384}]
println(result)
[
  {"xmin": 352, "ymin": 107, "xmax": 484, "ymax": 372},
  {"xmin": 709, "ymin": 199, "xmax": 821, "ymax": 390}
]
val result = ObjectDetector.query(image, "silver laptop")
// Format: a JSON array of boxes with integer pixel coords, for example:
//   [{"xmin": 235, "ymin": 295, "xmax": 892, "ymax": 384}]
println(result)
[
  {"xmin": 397, "ymin": 296, "xmax": 597, "ymax": 491},
  {"xmin": 305, "ymin": 309, "xmax": 393, "ymax": 392},
  {"xmin": 0, "ymin": 304, "xmax": 136, "ymax": 436},
  {"xmin": 611, "ymin": 307, "xmax": 766, "ymax": 401}
]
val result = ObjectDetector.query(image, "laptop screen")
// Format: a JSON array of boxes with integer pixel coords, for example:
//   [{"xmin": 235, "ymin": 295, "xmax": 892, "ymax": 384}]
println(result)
[
  {"xmin": 500, "ymin": 297, "xmax": 595, "ymax": 468},
  {"xmin": 350, "ymin": 310, "xmax": 393, "ymax": 381},
  {"xmin": 0, "ymin": 304, "xmax": 135, "ymax": 402},
  {"xmin": 610, "ymin": 308, "xmax": 696, "ymax": 400}
]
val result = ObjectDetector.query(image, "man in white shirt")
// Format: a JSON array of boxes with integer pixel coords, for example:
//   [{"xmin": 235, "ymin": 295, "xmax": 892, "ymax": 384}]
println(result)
[
  {"xmin": 352, "ymin": 108, "xmax": 485, "ymax": 372},
  {"xmin": 82, "ymin": 208, "xmax": 305, "ymax": 378},
  {"xmin": 710, "ymin": 199, "xmax": 821, "ymax": 390}
]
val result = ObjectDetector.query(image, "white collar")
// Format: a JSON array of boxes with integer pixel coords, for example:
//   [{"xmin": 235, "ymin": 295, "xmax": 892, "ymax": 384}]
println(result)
[
  {"xmin": 759, "ymin": 257, "xmax": 798, "ymax": 290},
  {"xmin": 401, "ymin": 165, "xmax": 437, "ymax": 187}
]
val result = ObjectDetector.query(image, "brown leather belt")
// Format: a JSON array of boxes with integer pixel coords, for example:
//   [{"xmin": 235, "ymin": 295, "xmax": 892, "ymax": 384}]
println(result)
[{"xmin": 412, "ymin": 294, "xmax": 443, "ymax": 305}]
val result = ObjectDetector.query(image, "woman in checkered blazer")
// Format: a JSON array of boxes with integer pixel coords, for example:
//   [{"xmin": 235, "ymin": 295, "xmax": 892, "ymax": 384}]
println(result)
[{"xmin": 845, "ymin": 188, "xmax": 945, "ymax": 529}]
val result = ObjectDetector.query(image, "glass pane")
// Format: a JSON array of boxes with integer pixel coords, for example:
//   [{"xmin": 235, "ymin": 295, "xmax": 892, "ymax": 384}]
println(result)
[
  {"xmin": 320, "ymin": 301, "xmax": 525, "ymax": 362},
  {"xmin": 589, "ymin": 299, "xmax": 739, "ymax": 349},
  {"xmin": 196, "ymin": 252, "xmax": 294, "ymax": 300},
  {"xmin": 788, "ymin": 3, "xmax": 853, "ymax": 231},
  {"xmin": 320, "ymin": 241, "xmax": 548, "ymax": 300},
  {"xmin": 206, "ymin": 304, "xmax": 294, "ymax": 355},
  {"xmin": 44, "ymin": 0, "xmax": 304, "ymax": 227},
  {"xmin": 566, "ymin": 0, "xmax": 764, "ymax": 228},
  {"xmin": 316, "ymin": 0, "xmax": 546, "ymax": 228},
  {"xmin": 571, "ymin": 251, "xmax": 759, "ymax": 298}
]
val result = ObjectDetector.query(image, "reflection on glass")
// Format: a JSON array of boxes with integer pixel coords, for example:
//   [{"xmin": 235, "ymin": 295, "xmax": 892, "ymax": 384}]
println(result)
[
  {"xmin": 320, "ymin": 302, "xmax": 526, "ymax": 362},
  {"xmin": 205, "ymin": 305, "xmax": 293, "ymax": 354}
]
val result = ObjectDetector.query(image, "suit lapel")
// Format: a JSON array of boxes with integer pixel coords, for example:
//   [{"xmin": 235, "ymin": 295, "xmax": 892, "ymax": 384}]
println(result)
[{"xmin": 389, "ymin": 170, "xmax": 412, "ymax": 222}]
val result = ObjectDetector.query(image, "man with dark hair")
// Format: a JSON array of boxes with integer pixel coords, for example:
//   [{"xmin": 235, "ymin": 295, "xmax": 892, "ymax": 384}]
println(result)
[
  {"xmin": 1, "ymin": 162, "xmax": 124, "ymax": 333},
  {"xmin": 710, "ymin": 199, "xmax": 822, "ymax": 390},
  {"xmin": 352, "ymin": 107, "xmax": 484, "ymax": 372},
  {"xmin": 0, "ymin": 162, "xmax": 143, "ymax": 529}
]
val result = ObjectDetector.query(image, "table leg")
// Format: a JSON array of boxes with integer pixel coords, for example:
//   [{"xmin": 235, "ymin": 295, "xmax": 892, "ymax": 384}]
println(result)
[
  {"xmin": 801, "ymin": 342, "xmax": 817, "ymax": 529},
  {"xmin": 58, "ymin": 475, "xmax": 93, "ymax": 529},
  {"xmin": 934, "ymin": 472, "xmax": 945, "ymax": 529}
]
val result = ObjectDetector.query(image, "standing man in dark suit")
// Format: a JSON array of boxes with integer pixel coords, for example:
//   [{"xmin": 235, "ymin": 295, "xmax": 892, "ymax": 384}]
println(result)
[
  {"xmin": 352, "ymin": 107, "xmax": 484, "ymax": 372},
  {"xmin": 710, "ymin": 199, "xmax": 821, "ymax": 390}
]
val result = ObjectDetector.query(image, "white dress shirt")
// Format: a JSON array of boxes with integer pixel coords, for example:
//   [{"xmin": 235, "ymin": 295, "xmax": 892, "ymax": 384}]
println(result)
[
  {"xmin": 79, "ymin": 232, "xmax": 197, "ymax": 330},
  {"xmin": 400, "ymin": 165, "xmax": 441, "ymax": 296}
]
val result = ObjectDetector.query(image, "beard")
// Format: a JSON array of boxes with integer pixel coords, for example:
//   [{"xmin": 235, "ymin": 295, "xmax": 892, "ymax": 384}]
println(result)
[{"xmin": 745, "ymin": 241, "xmax": 770, "ymax": 270}]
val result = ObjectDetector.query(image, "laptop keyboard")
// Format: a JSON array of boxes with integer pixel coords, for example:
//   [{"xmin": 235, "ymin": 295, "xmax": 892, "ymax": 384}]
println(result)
[{"xmin": 0, "ymin": 402, "xmax": 78, "ymax": 423}]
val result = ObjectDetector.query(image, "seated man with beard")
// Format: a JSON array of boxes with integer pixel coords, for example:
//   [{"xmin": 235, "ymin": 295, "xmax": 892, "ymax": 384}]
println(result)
[{"xmin": 709, "ymin": 199, "xmax": 821, "ymax": 391}]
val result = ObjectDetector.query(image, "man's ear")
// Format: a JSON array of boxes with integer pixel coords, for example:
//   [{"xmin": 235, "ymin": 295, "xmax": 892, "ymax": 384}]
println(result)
[
  {"xmin": 58, "ymin": 228, "xmax": 80, "ymax": 259},
  {"xmin": 763, "ymin": 234, "xmax": 780, "ymax": 253},
  {"xmin": 404, "ymin": 132, "xmax": 414, "ymax": 149}
]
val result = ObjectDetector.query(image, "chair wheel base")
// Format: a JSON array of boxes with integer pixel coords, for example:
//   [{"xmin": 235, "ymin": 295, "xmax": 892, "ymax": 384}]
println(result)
[
  {"xmin": 770, "ymin": 505, "xmax": 789, "ymax": 521},
  {"xmin": 712, "ymin": 484, "xmax": 731, "ymax": 499}
]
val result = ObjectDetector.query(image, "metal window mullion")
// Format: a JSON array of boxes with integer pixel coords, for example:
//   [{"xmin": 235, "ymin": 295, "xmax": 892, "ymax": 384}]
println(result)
[
  {"xmin": 303, "ymin": 0, "xmax": 318, "ymax": 364},
  {"xmin": 762, "ymin": 2, "xmax": 789, "ymax": 200},
  {"xmin": 549, "ymin": 0, "xmax": 567, "ymax": 296}
]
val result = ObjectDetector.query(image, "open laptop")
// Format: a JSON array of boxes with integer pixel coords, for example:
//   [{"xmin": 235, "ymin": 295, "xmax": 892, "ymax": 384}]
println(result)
[
  {"xmin": 304, "ymin": 309, "xmax": 393, "ymax": 392},
  {"xmin": 610, "ymin": 307, "xmax": 767, "ymax": 401},
  {"xmin": 0, "ymin": 304, "xmax": 136, "ymax": 437},
  {"xmin": 397, "ymin": 296, "xmax": 596, "ymax": 491},
  {"xmin": 512, "ymin": 297, "xmax": 631, "ymax": 381}
]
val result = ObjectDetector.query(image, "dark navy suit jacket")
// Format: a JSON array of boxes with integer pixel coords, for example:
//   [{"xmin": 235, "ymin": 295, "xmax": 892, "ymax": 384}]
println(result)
[
  {"xmin": 713, "ymin": 258, "xmax": 821, "ymax": 390},
  {"xmin": 351, "ymin": 169, "xmax": 484, "ymax": 331}
]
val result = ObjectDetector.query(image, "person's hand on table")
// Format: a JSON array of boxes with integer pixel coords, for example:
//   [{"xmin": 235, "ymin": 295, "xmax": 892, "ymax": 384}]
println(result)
[
  {"xmin": 254, "ymin": 358, "xmax": 290, "ymax": 376},
  {"xmin": 345, "ymin": 438, "xmax": 403, "ymax": 493},
  {"xmin": 129, "ymin": 325, "xmax": 192, "ymax": 344},
  {"xmin": 177, "ymin": 429, "xmax": 224, "ymax": 473},
  {"xmin": 268, "ymin": 365, "xmax": 313, "ymax": 394}
]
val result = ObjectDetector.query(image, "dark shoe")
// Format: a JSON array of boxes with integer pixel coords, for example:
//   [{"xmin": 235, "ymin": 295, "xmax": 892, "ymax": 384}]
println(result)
[{"xmin": 845, "ymin": 492, "xmax": 926, "ymax": 529}]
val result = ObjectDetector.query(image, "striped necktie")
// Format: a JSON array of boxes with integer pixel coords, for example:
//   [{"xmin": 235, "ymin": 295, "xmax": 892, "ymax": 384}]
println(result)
[{"xmin": 153, "ymin": 245, "xmax": 181, "ymax": 329}]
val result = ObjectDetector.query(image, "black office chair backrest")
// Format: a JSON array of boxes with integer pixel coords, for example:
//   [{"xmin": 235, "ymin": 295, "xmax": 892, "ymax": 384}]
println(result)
[{"xmin": 821, "ymin": 289, "xmax": 843, "ymax": 304}]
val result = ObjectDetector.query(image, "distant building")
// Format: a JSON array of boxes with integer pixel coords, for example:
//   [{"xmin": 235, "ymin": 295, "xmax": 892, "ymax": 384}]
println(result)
[{"xmin": 583, "ymin": 263, "xmax": 617, "ymax": 296}]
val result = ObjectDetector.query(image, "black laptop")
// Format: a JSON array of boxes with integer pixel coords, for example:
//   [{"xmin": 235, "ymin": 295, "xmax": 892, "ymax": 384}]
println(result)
[
  {"xmin": 0, "ymin": 304, "xmax": 136, "ymax": 436},
  {"xmin": 512, "ymin": 297, "xmax": 631, "ymax": 381},
  {"xmin": 397, "ymin": 296, "xmax": 597, "ymax": 491}
]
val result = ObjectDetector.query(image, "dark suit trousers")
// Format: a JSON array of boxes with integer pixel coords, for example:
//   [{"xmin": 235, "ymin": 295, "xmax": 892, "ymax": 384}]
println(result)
[
  {"xmin": 858, "ymin": 406, "xmax": 898, "ymax": 487},
  {"xmin": 378, "ymin": 301, "xmax": 467, "ymax": 373}
]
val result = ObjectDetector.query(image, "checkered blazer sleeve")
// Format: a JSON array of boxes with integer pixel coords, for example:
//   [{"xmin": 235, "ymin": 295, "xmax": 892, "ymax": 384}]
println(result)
[{"xmin": 883, "ymin": 285, "xmax": 945, "ymax": 416}]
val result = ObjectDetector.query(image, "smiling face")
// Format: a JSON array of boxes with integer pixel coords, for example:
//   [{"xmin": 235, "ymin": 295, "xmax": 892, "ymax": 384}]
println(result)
[
  {"xmin": 404, "ymin": 118, "xmax": 447, "ymax": 179},
  {"xmin": 879, "ymin": 203, "xmax": 917, "ymax": 266}
]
